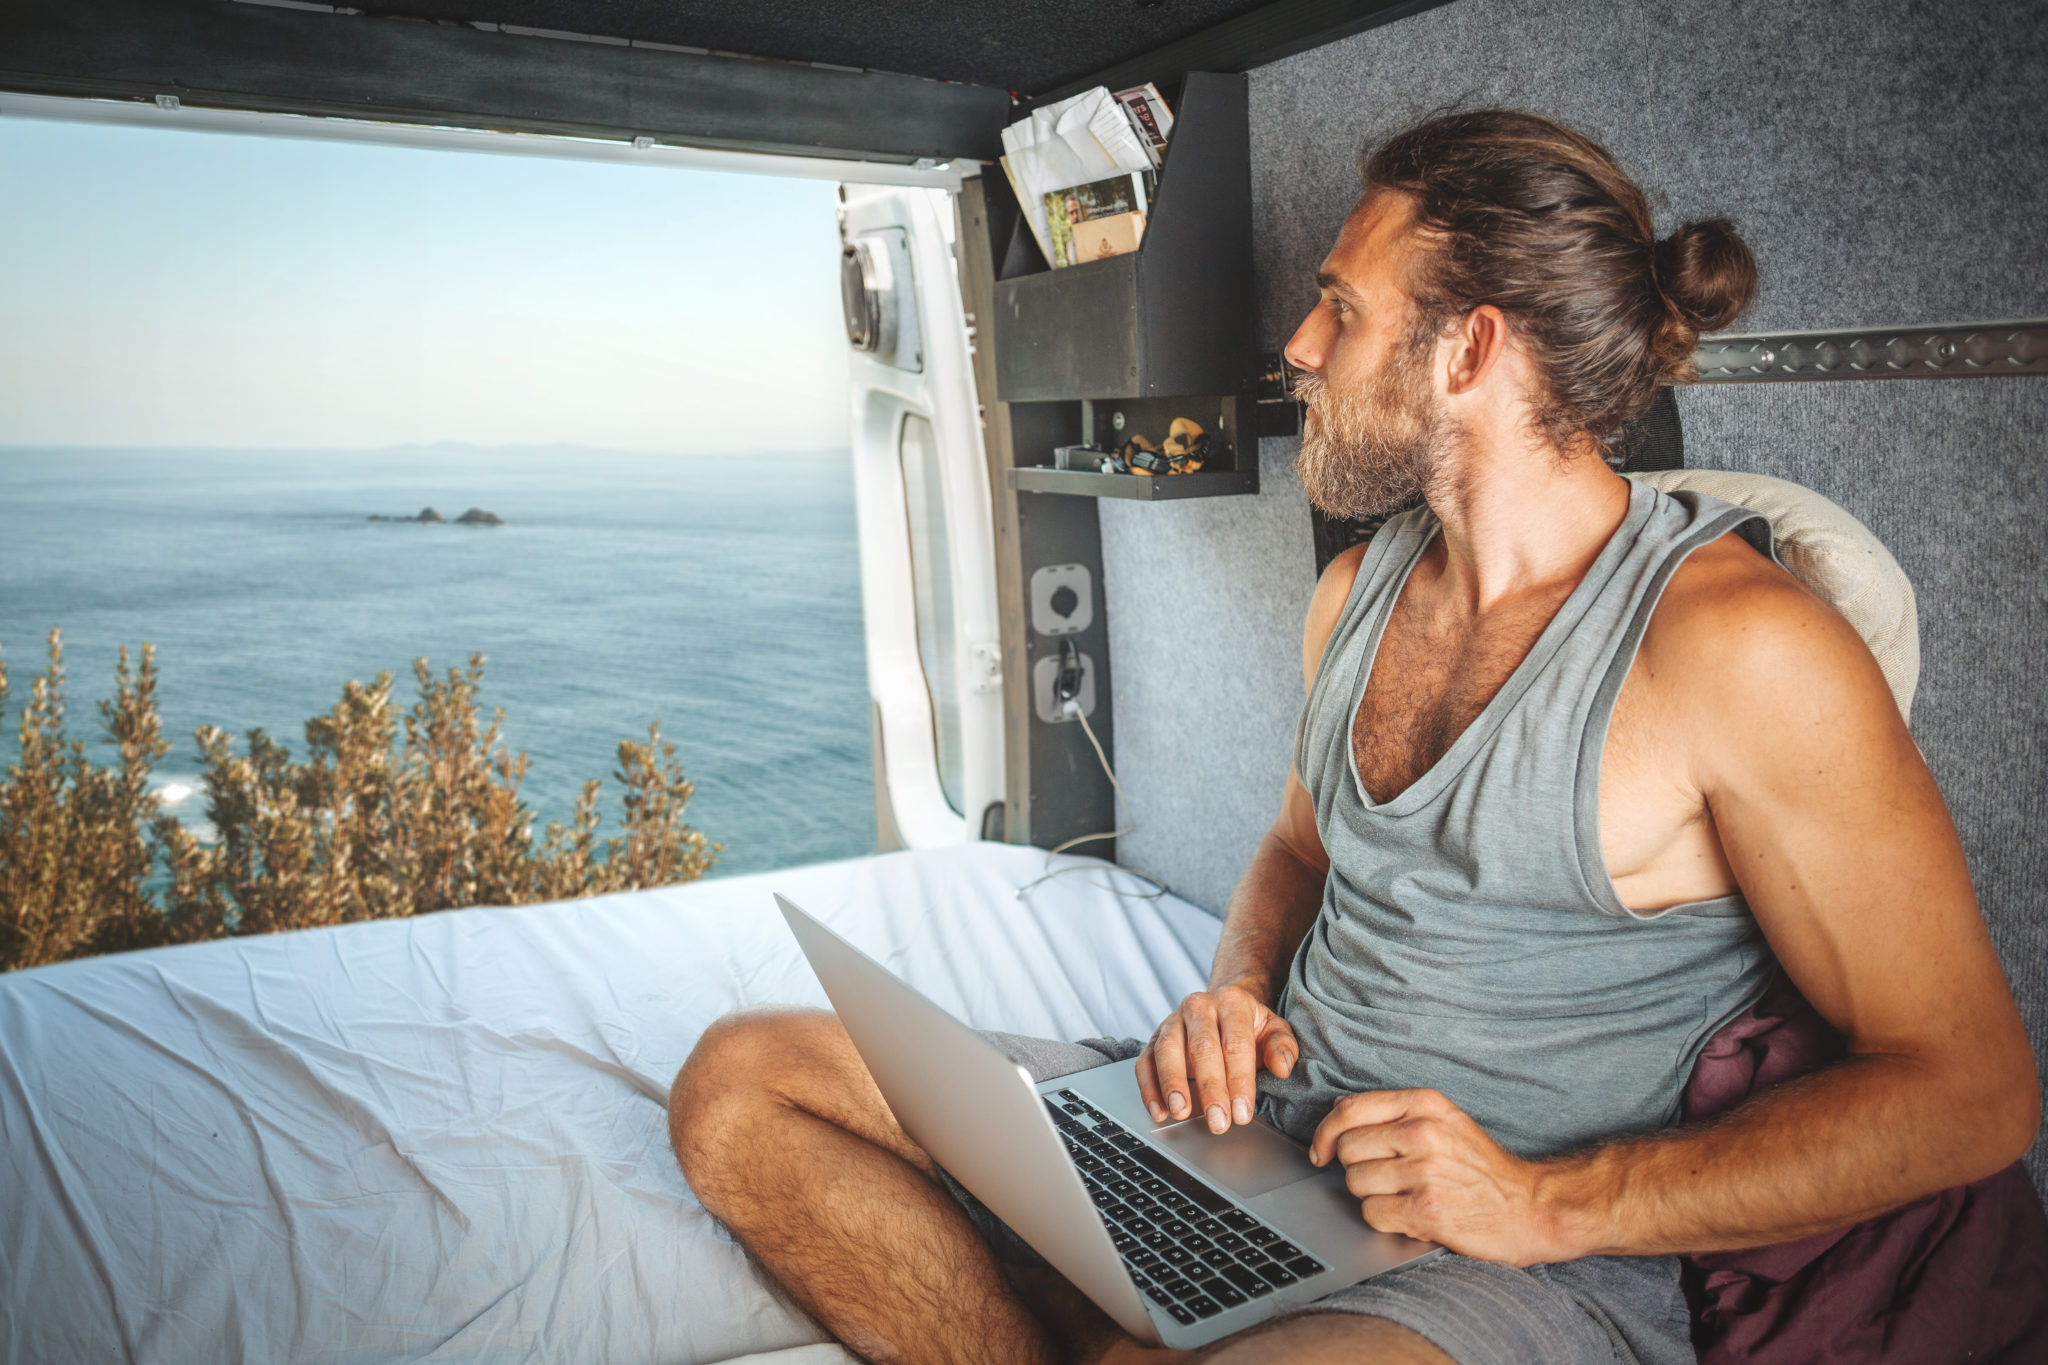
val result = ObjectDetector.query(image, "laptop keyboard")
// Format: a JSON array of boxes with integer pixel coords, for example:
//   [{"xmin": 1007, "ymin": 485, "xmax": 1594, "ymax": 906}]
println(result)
[{"xmin": 1044, "ymin": 1089, "xmax": 1328, "ymax": 1326}]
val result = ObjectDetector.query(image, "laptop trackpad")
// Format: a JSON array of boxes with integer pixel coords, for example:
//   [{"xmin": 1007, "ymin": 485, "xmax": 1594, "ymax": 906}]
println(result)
[{"xmin": 1152, "ymin": 1117, "xmax": 1318, "ymax": 1200}]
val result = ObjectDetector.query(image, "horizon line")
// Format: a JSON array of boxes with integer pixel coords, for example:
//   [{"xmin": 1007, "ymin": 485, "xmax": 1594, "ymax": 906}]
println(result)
[{"xmin": 0, "ymin": 441, "xmax": 854, "ymax": 458}]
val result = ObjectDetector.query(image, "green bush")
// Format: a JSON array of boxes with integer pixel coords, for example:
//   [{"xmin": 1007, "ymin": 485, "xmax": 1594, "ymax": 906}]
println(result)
[{"xmin": 0, "ymin": 630, "xmax": 716, "ymax": 972}]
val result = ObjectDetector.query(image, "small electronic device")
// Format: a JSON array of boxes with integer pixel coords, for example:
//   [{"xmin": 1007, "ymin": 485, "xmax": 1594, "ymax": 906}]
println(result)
[{"xmin": 776, "ymin": 895, "xmax": 1440, "ymax": 1350}]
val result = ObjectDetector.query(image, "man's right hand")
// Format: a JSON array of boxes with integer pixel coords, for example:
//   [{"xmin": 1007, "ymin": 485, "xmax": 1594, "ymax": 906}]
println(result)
[{"xmin": 1135, "ymin": 984, "xmax": 1299, "ymax": 1134}]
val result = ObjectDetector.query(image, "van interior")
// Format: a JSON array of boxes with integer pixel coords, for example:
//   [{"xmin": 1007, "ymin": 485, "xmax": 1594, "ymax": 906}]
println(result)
[{"xmin": 1, "ymin": 0, "xmax": 2042, "ymax": 1359}]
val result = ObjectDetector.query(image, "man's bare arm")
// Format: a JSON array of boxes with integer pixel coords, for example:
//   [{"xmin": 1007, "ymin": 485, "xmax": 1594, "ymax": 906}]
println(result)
[
  {"xmin": 1545, "ymin": 563, "xmax": 2040, "ymax": 1254},
  {"xmin": 1134, "ymin": 545, "xmax": 1363, "ymax": 1133},
  {"xmin": 1308, "ymin": 555, "xmax": 2041, "ymax": 1262}
]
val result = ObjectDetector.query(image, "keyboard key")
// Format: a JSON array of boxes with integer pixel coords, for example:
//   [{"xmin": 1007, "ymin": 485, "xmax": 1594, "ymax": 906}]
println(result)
[
  {"xmin": 1181, "ymin": 1234, "xmax": 1212, "ymax": 1253},
  {"xmin": 1111, "ymin": 1132, "xmax": 1145, "ymax": 1151},
  {"xmin": 1143, "ymin": 1283, "xmax": 1175, "ymax": 1307},
  {"xmin": 1141, "ymin": 1233, "xmax": 1174, "ymax": 1251},
  {"xmin": 1269, "ymin": 1240, "xmax": 1303, "ymax": 1260},
  {"xmin": 1285, "ymin": 1255, "xmax": 1326, "ymax": 1278},
  {"xmin": 1257, "ymin": 1263, "xmax": 1299, "ymax": 1288},
  {"xmin": 1108, "ymin": 1180, "xmax": 1138, "ymax": 1198},
  {"xmin": 1195, "ymin": 1218, "xmax": 1225, "ymax": 1237},
  {"xmin": 1200, "ymin": 1248, "xmax": 1236, "ymax": 1271},
  {"xmin": 1057, "ymin": 1090, "xmax": 1082, "ymax": 1103},
  {"xmin": 1160, "ymin": 1275, "xmax": 1196, "ymax": 1298},
  {"xmin": 1131, "ymin": 1249, "xmax": 1163, "ymax": 1270},
  {"xmin": 1215, "ymin": 1232, "xmax": 1248, "ymax": 1251},
  {"xmin": 1161, "ymin": 1219, "xmax": 1192, "ymax": 1238},
  {"xmin": 1246, "ymin": 1226, "xmax": 1279, "ymax": 1246},
  {"xmin": 1130, "ymin": 1195, "xmax": 1162, "ymax": 1215},
  {"xmin": 1209, "ymin": 1281, "xmax": 1247, "ymax": 1308},
  {"xmin": 1125, "ymin": 1217, "xmax": 1155, "ymax": 1235},
  {"xmin": 1161, "ymin": 1246, "xmax": 1194, "ymax": 1266},
  {"xmin": 1221, "ymin": 1210, "xmax": 1259, "ymax": 1232},
  {"xmin": 1222, "ymin": 1265, "xmax": 1274, "ymax": 1297},
  {"xmin": 1111, "ymin": 1232, "xmax": 1136, "ymax": 1251},
  {"xmin": 1165, "ymin": 1303, "xmax": 1196, "ymax": 1325},
  {"xmin": 1186, "ymin": 1295, "xmax": 1224, "ymax": 1319}
]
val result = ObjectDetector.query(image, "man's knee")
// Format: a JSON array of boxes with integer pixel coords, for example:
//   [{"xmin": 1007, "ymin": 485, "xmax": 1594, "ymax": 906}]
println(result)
[{"xmin": 668, "ymin": 1008, "xmax": 856, "ymax": 1188}]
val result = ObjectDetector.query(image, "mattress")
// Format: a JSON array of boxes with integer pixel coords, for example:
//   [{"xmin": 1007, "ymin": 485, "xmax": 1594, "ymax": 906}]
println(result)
[{"xmin": 0, "ymin": 843, "xmax": 1221, "ymax": 1363}]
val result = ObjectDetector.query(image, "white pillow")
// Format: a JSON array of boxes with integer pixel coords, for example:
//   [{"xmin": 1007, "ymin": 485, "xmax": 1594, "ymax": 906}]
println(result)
[{"xmin": 1632, "ymin": 469, "xmax": 1919, "ymax": 722}]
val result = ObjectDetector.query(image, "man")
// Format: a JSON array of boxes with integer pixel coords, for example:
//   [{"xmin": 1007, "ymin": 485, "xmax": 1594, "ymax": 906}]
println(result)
[{"xmin": 670, "ymin": 111, "xmax": 2039, "ymax": 1364}]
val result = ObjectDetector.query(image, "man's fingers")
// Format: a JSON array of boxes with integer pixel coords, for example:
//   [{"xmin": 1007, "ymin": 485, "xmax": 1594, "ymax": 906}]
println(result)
[
  {"xmin": 1257, "ymin": 1016, "xmax": 1299, "ymax": 1079},
  {"xmin": 1149, "ymin": 1014, "xmax": 1193, "ymax": 1122},
  {"xmin": 1309, "ymin": 1089, "xmax": 1447, "ymax": 1165},
  {"xmin": 1181, "ymin": 996, "xmax": 1233, "ymax": 1134},
  {"xmin": 1133, "ymin": 1047, "xmax": 1166, "ymax": 1123},
  {"xmin": 1329, "ymin": 1116, "xmax": 1437, "ymax": 1169},
  {"xmin": 1217, "ymin": 1000, "xmax": 1260, "ymax": 1127},
  {"xmin": 1343, "ymin": 1154, "xmax": 1424, "ymax": 1201}
]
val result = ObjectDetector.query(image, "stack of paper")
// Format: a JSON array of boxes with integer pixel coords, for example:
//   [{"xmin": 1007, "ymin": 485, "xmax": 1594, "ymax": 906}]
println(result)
[{"xmin": 1000, "ymin": 86, "xmax": 1158, "ymax": 267}]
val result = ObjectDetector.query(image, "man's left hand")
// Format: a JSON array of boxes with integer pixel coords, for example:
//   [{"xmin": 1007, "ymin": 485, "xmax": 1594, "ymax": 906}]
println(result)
[{"xmin": 1308, "ymin": 1088, "xmax": 1583, "ymax": 1266}]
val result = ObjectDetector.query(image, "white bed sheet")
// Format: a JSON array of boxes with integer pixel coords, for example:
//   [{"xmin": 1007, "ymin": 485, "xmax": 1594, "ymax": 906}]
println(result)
[{"xmin": 0, "ymin": 844, "xmax": 1220, "ymax": 1364}]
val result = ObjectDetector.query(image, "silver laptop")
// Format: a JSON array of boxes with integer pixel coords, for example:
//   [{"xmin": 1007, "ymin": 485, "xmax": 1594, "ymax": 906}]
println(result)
[{"xmin": 776, "ymin": 895, "xmax": 1439, "ymax": 1350}]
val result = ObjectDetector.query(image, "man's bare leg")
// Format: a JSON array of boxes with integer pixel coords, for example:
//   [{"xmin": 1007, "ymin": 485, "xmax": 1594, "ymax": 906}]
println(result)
[
  {"xmin": 672, "ymin": 1009, "xmax": 1100, "ymax": 1365},
  {"xmin": 670, "ymin": 1009, "xmax": 1450, "ymax": 1365}
]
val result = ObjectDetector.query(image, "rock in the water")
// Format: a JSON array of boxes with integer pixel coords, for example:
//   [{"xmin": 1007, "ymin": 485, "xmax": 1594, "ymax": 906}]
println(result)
[
  {"xmin": 416, "ymin": 507, "xmax": 446, "ymax": 523},
  {"xmin": 455, "ymin": 508, "xmax": 504, "ymax": 526}
]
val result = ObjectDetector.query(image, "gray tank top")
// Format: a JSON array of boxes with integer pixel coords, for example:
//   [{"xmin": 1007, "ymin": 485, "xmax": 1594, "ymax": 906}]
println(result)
[{"xmin": 1263, "ymin": 480, "xmax": 1779, "ymax": 1158}]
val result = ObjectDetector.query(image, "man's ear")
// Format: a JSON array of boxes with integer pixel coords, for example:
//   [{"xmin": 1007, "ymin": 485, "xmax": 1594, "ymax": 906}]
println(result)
[{"xmin": 1443, "ymin": 304, "xmax": 1509, "ymax": 396}]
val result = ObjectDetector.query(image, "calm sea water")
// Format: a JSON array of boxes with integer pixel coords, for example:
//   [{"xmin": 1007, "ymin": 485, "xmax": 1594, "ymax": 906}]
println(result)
[{"xmin": 0, "ymin": 445, "xmax": 874, "ymax": 879}]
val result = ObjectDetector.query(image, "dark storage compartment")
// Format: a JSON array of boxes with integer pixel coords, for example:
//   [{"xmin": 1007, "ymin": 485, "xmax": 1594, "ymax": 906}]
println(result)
[
  {"xmin": 992, "ymin": 71, "xmax": 1253, "ymax": 402},
  {"xmin": 989, "ymin": 71, "xmax": 1258, "ymax": 500}
]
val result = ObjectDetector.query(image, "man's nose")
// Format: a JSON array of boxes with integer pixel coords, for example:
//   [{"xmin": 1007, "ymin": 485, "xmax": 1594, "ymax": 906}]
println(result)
[{"xmin": 1283, "ymin": 310, "xmax": 1326, "ymax": 376}]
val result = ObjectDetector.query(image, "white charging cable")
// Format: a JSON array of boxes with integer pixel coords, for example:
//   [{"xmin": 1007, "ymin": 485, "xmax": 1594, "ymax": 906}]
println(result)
[{"xmin": 1015, "ymin": 687, "xmax": 1169, "ymax": 902}]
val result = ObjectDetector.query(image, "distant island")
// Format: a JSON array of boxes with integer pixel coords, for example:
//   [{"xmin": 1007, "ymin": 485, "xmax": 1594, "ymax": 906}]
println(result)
[{"xmin": 369, "ymin": 507, "xmax": 504, "ymax": 526}]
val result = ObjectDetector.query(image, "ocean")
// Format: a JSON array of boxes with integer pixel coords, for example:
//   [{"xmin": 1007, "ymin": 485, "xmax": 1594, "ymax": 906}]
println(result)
[{"xmin": 0, "ymin": 445, "xmax": 874, "ymax": 880}]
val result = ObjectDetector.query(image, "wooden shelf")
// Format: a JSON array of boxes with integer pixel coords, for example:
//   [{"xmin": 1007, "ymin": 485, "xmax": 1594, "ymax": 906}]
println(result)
[{"xmin": 1007, "ymin": 465, "xmax": 1258, "ymax": 500}]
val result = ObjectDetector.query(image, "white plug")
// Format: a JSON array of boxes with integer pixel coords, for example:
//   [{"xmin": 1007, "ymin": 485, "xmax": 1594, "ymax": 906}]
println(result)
[{"xmin": 1059, "ymin": 697, "xmax": 1081, "ymax": 720}]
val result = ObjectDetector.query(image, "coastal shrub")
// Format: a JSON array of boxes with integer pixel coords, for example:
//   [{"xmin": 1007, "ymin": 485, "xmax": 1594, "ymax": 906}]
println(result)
[{"xmin": 0, "ymin": 632, "xmax": 716, "ymax": 972}]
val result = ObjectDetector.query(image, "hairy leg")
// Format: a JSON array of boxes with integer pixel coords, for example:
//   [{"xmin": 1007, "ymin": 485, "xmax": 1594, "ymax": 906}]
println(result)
[
  {"xmin": 671, "ymin": 1008, "xmax": 1067, "ymax": 1365},
  {"xmin": 669, "ymin": 1010, "xmax": 1453, "ymax": 1365}
]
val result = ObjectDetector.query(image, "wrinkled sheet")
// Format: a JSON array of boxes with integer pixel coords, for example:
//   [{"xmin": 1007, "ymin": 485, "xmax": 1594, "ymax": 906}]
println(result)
[{"xmin": 0, "ymin": 844, "xmax": 1220, "ymax": 1364}]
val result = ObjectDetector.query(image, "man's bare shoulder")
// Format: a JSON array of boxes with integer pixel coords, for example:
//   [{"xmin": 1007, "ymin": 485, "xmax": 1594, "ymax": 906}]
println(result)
[
  {"xmin": 1302, "ymin": 542, "xmax": 1372, "ymax": 692},
  {"xmin": 1640, "ymin": 530, "xmax": 1908, "ymax": 767}
]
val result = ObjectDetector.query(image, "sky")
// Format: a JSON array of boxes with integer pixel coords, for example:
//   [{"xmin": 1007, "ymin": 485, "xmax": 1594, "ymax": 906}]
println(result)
[{"xmin": 0, "ymin": 115, "xmax": 852, "ymax": 453}]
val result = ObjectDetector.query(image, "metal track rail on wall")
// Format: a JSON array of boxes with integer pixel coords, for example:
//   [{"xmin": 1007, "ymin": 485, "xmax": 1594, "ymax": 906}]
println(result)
[{"xmin": 1692, "ymin": 320, "xmax": 2048, "ymax": 384}]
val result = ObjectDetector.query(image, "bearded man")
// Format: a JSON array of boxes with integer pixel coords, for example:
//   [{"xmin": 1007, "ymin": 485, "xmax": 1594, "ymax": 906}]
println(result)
[{"xmin": 667, "ymin": 111, "xmax": 2039, "ymax": 1365}]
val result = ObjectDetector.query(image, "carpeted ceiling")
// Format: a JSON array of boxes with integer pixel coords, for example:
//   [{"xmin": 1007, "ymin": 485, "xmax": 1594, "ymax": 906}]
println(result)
[{"xmin": 353, "ymin": 0, "xmax": 1274, "ymax": 92}]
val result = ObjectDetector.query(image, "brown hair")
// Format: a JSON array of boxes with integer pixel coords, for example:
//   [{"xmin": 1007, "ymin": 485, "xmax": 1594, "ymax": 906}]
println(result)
[{"xmin": 1361, "ymin": 109, "xmax": 1757, "ymax": 462}]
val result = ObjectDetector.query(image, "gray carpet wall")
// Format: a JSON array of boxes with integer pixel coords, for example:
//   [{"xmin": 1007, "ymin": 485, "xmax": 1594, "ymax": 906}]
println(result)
[{"xmin": 1097, "ymin": 0, "xmax": 2047, "ymax": 1179}]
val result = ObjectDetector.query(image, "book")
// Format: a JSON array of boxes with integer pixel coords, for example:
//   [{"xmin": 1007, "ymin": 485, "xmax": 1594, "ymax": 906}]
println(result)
[
  {"xmin": 1042, "ymin": 172, "xmax": 1153, "ymax": 268},
  {"xmin": 999, "ymin": 86, "xmax": 1156, "ymax": 267},
  {"xmin": 1112, "ymin": 84, "xmax": 1175, "ymax": 169},
  {"xmin": 1070, "ymin": 211, "xmax": 1146, "ymax": 265}
]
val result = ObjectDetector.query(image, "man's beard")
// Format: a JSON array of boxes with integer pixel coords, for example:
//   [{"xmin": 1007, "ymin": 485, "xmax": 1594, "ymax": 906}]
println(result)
[{"xmin": 1292, "ymin": 336, "xmax": 1459, "ymax": 522}]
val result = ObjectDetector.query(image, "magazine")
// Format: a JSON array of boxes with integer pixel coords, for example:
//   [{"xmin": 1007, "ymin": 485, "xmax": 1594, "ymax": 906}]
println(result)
[
  {"xmin": 1112, "ymin": 84, "xmax": 1175, "ymax": 169},
  {"xmin": 999, "ymin": 84, "xmax": 1174, "ymax": 265},
  {"xmin": 1043, "ymin": 172, "xmax": 1153, "ymax": 267}
]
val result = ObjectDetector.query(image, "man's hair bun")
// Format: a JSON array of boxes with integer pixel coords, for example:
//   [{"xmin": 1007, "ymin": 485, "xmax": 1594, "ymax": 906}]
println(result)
[
  {"xmin": 1653, "ymin": 218, "xmax": 1758, "ymax": 336},
  {"xmin": 1361, "ymin": 110, "xmax": 1761, "ymax": 457}
]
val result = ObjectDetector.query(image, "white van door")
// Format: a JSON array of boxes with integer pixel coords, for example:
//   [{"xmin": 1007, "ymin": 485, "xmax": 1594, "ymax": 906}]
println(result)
[{"xmin": 838, "ymin": 183, "xmax": 1003, "ymax": 849}]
